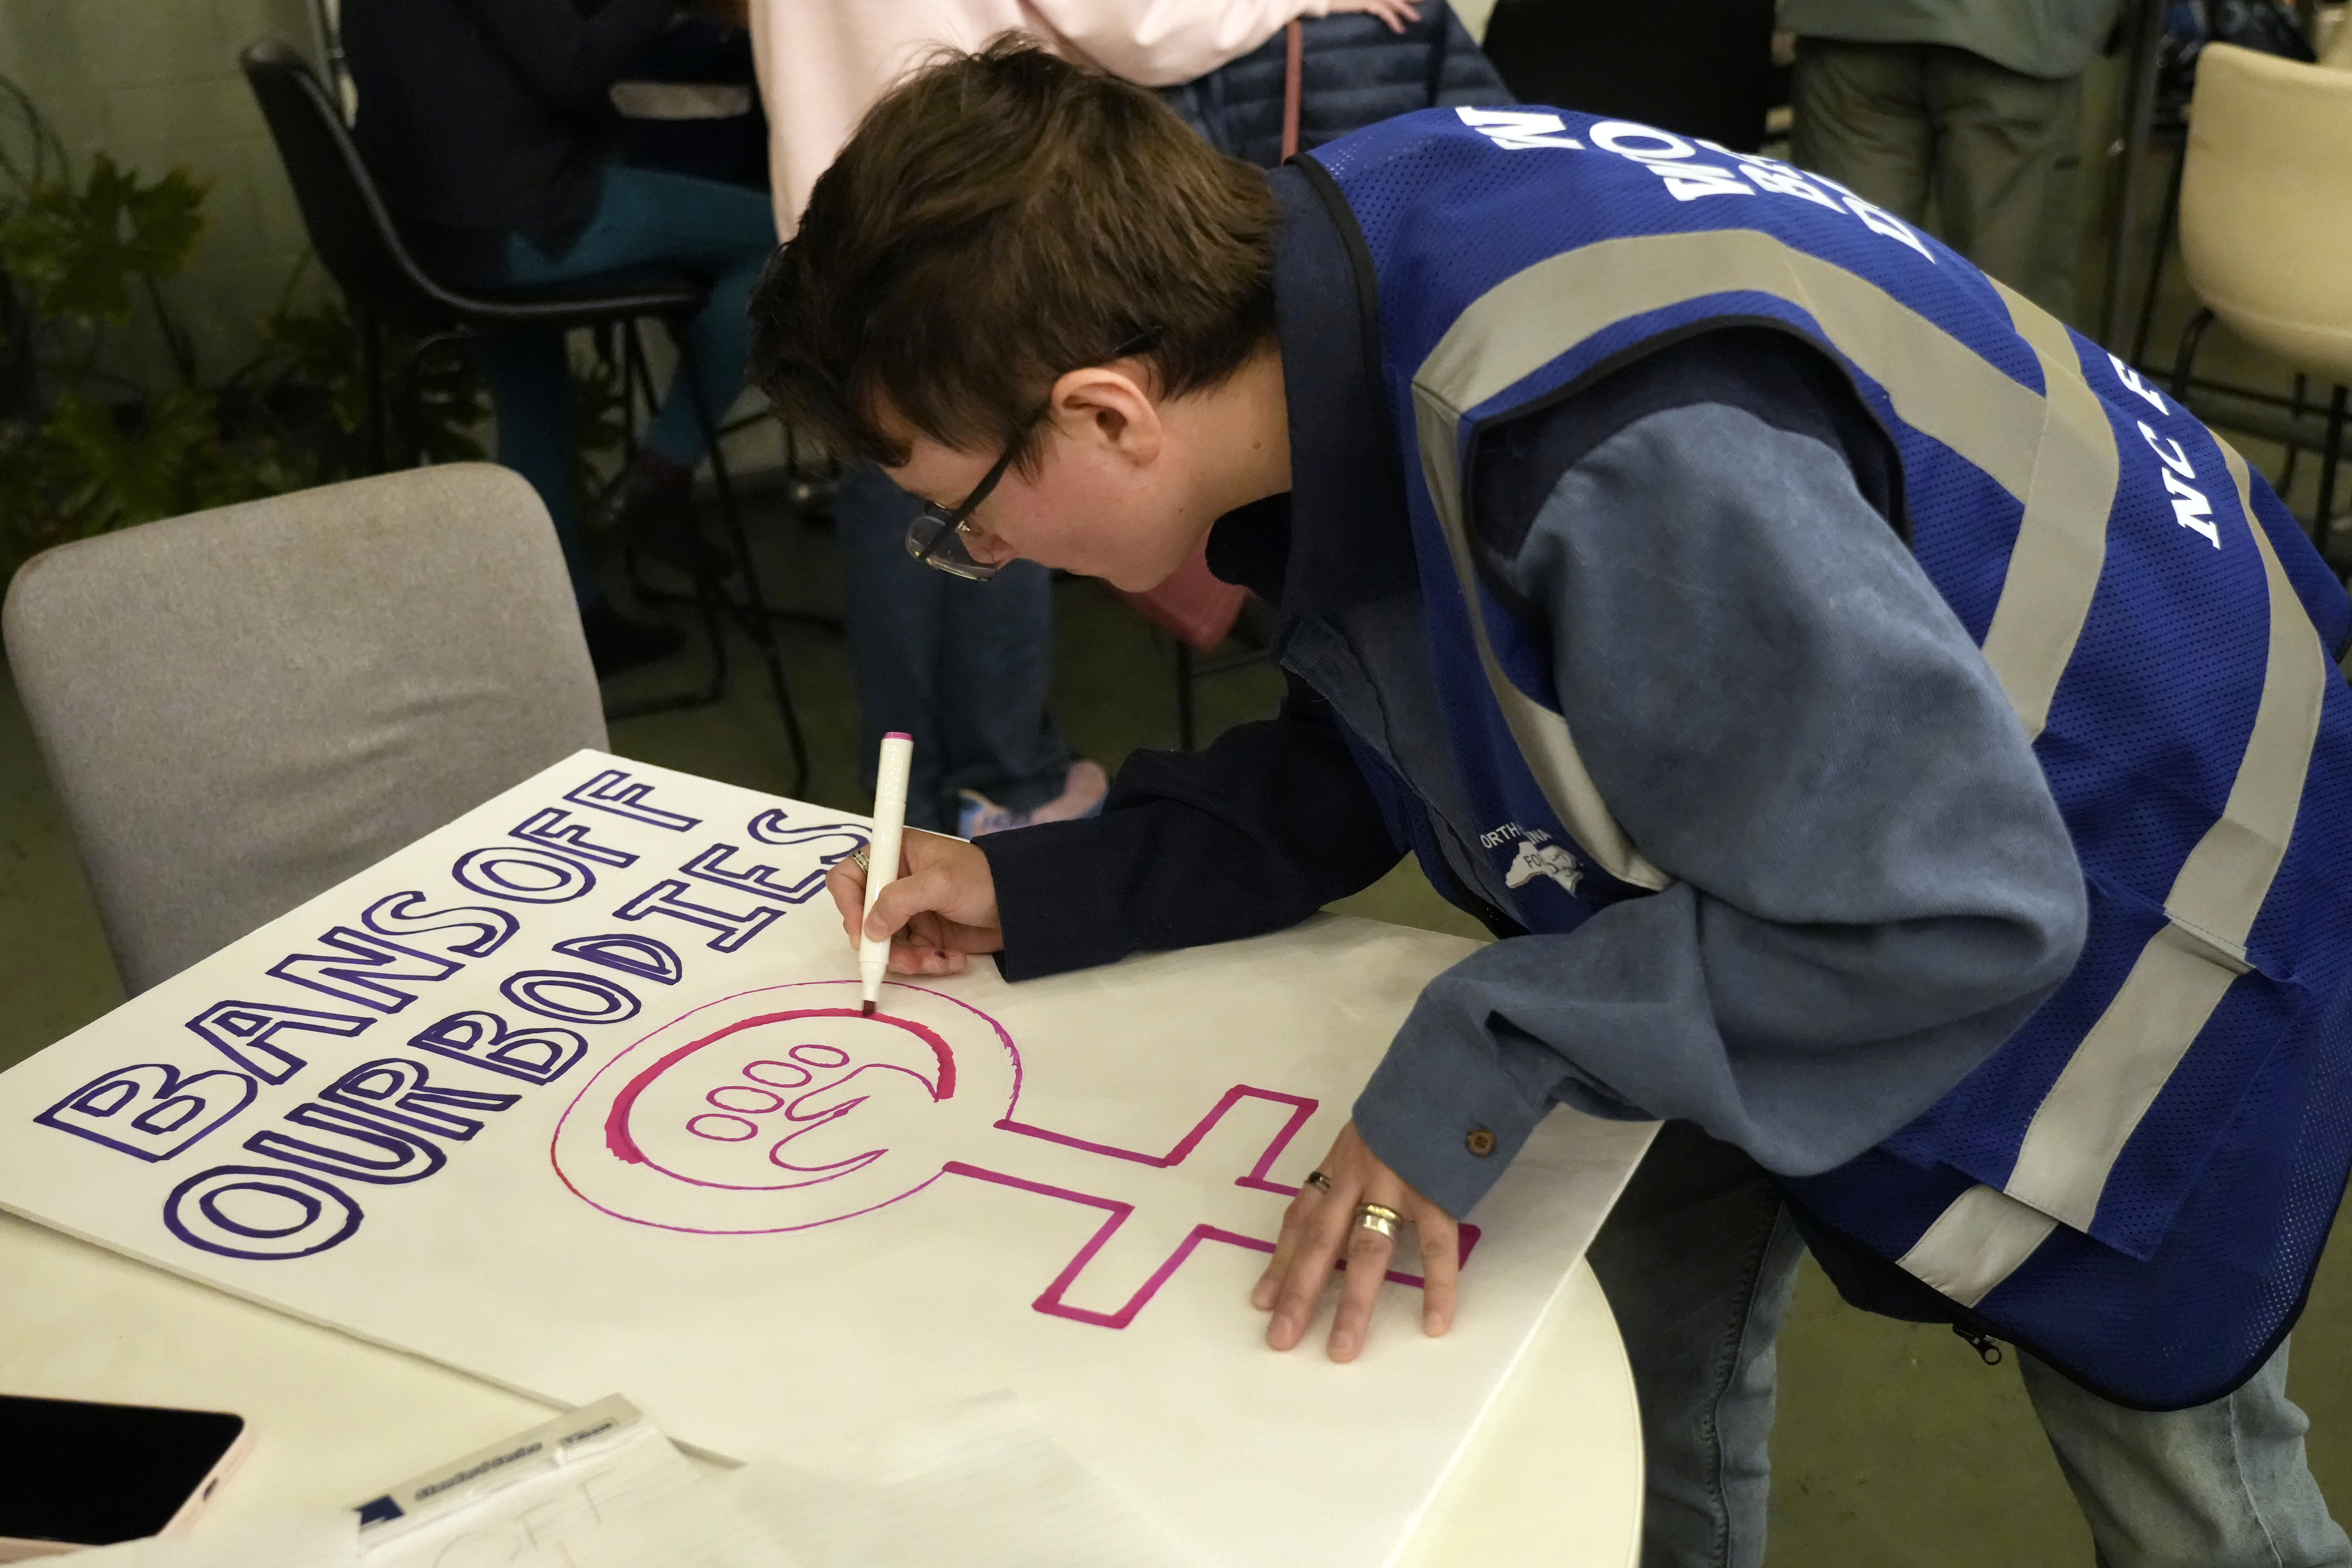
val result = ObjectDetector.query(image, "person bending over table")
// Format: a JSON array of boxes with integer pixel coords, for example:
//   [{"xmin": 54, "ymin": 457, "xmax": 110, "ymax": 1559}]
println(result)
[
  {"xmin": 344, "ymin": 0, "xmax": 773, "ymax": 677},
  {"xmin": 753, "ymin": 39, "xmax": 2352, "ymax": 1568}
]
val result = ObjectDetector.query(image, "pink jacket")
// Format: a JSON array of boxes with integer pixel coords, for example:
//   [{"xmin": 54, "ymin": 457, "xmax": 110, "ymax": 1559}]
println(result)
[{"xmin": 752, "ymin": 1, "xmax": 1335, "ymax": 236}]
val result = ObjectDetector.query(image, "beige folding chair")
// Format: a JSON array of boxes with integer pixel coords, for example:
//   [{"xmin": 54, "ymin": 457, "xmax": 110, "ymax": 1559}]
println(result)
[
  {"xmin": 2175, "ymin": 43, "xmax": 2352, "ymax": 540},
  {"xmin": 2324, "ymin": 13, "xmax": 2352, "ymax": 69},
  {"xmin": 2, "ymin": 464, "xmax": 606, "ymax": 993}
]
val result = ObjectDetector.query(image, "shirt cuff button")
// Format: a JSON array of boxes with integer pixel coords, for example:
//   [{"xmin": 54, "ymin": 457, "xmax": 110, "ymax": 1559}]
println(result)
[{"xmin": 1466, "ymin": 1127, "xmax": 1496, "ymax": 1157}]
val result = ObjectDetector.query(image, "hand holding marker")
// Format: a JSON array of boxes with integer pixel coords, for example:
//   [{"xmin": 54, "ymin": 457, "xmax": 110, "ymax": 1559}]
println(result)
[{"xmin": 859, "ymin": 731, "xmax": 913, "ymax": 1015}]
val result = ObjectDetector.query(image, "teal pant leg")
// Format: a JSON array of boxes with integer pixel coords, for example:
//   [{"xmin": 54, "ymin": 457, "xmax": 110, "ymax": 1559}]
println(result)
[{"xmin": 503, "ymin": 165, "xmax": 777, "ymax": 470}]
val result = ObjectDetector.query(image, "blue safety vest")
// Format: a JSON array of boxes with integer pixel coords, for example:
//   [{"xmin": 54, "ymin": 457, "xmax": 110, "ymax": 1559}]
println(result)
[{"xmin": 1303, "ymin": 107, "xmax": 2352, "ymax": 1409}]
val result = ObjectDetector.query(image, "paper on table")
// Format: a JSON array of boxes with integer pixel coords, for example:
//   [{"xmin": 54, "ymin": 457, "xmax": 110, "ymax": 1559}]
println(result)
[
  {"xmin": 489, "ymin": 1467, "xmax": 798, "ymax": 1568},
  {"xmin": 62, "ymin": 1513, "xmax": 356, "ymax": 1568},
  {"xmin": 353, "ymin": 1390, "xmax": 1185, "ymax": 1568},
  {"xmin": 360, "ymin": 1399, "xmax": 702, "ymax": 1568},
  {"xmin": 736, "ymin": 1390, "xmax": 1197, "ymax": 1568}
]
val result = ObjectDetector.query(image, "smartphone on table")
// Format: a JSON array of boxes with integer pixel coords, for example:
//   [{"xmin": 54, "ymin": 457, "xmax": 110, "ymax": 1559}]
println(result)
[{"xmin": 0, "ymin": 1393, "xmax": 250, "ymax": 1561}]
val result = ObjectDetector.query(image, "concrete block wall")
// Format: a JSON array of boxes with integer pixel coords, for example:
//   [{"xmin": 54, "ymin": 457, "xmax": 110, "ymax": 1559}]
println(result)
[{"xmin": 0, "ymin": 0, "xmax": 319, "ymax": 387}]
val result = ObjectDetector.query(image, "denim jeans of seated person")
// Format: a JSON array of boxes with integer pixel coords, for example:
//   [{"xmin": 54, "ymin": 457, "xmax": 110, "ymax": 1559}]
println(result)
[{"xmin": 1587, "ymin": 1119, "xmax": 2351, "ymax": 1568}]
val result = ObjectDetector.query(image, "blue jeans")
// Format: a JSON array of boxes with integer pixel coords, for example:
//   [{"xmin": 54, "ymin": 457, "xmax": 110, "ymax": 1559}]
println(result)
[
  {"xmin": 473, "ymin": 166, "xmax": 777, "ymax": 604},
  {"xmin": 835, "ymin": 462, "xmax": 1072, "ymax": 832},
  {"xmin": 1587, "ymin": 1121, "xmax": 2351, "ymax": 1567}
]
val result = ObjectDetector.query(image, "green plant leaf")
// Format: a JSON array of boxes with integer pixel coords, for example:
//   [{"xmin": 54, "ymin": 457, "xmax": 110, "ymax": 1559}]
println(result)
[
  {"xmin": 44, "ymin": 385, "xmax": 219, "ymax": 526},
  {"xmin": 0, "ymin": 156, "xmax": 208, "ymax": 326}
]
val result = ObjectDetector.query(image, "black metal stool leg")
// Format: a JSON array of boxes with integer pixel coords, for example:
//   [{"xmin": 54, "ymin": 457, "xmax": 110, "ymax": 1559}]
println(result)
[
  {"xmin": 625, "ymin": 319, "xmax": 724, "ymax": 707},
  {"xmin": 2281, "ymin": 375, "xmax": 2309, "ymax": 499},
  {"xmin": 2171, "ymin": 308, "xmax": 2215, "ymax": 401},
  {"xmin": 360, "ymin": 312, "xmax": 389, "ymax": 474},
  {"xmin": 2319, "ymin": 384, "xmax": 2348, "ymax": 551},
  {"xmin": 675, "ymin": 325, "xmax": 812, "ymax": 795},
  {"xmin": 624, "ymin": 319, "xmax": 662, "ymax": 418},
  {"xmin": 603, "ymin": 318, "xmax": 733, "ymax": 726},
  {"xmin": 2129, "ymin": 139, "xmax": 2187, "ymax": 372}
]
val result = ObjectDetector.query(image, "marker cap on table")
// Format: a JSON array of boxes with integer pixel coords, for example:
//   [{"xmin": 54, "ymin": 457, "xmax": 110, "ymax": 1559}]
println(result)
[{"xmin": 859, "ymin": 732, "xmax": 914, "ymax": 1016}]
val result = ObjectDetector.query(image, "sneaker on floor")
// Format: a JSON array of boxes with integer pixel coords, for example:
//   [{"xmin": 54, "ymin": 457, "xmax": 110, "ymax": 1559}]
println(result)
[
  {"xmin": 581, "ymin": 601, "xmax": 685, "ymax": 679},
  {"xmin": 957, "ymin": 760, "xmax": 1110, "ymax": 838}
]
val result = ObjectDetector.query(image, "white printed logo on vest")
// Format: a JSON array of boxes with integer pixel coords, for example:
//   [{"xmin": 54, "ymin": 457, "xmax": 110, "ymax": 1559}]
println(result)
[
  {"xmin": 1453, "ymin": 108, "xmax": 1933, "ymax": 261},
  {"xmin": 2106, "ymin": 354, "xmax": 2221, "ymax": 550},
  {"xmin": 1480, "ymin": 822, "xmax": 1584, "ymax": 896}
]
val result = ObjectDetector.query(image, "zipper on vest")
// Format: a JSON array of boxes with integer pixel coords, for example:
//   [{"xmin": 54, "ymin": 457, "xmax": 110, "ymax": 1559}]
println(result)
[
  {"xmin": 1951, "ymin": 1325, "xmax": 2005, "ymax": 1366},
  {"xmin": 1440, "ymin": 859, "xmax": 1520, "ymax": 940}
]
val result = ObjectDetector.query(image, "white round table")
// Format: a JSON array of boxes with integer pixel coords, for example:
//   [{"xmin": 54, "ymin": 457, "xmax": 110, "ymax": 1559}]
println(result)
[{"xmin": 0, "ymin": 1211, "xmax": 1640, "ymax": 1565}]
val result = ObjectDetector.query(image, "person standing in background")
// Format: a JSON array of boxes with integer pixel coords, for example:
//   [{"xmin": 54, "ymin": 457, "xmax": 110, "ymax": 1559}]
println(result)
[
  {"xmin": 1781, "ymin": 0, "xmax": 2116, "ymax": 322},
  {"xmin": 747, "ymin": 0, "xmax": 1417, "ymax": 837}
]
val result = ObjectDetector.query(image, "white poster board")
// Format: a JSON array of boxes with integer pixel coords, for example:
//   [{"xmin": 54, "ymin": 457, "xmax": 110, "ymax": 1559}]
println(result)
[{"xmin": 0, "ymin": 752, "xmax": 1650, "ymax": 1566}]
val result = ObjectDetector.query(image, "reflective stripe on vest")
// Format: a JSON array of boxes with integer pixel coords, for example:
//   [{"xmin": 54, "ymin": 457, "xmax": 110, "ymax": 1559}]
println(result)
[
  {"xmin": 1407, "ymin": 231, "xmax": 2326, "ymax": 1300},
  {"xmin": 1902, "ymin": 440, "xmax": 2331, "ymax": 1304}
]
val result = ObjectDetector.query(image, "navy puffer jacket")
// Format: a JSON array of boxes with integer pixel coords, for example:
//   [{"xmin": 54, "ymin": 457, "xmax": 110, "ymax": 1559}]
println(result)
[{"xmin": 1161, "ymin": 4, "xmax": 1511, "ymax": 169}]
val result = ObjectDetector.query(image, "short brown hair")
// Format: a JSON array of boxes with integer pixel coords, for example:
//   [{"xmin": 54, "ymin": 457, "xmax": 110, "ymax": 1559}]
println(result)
[{"xmin": 749, "ymin": 36, "xmax": 1279, "ymax": 471}]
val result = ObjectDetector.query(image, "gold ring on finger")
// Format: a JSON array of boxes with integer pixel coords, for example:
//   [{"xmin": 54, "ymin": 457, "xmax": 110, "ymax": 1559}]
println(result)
[
  {"xmin": 1356, "ymin": 1202, "xmax": 1402, "ymax": 1240},
  {"xmin": 850, "ymin": 847, "xmax": 870, "ymax": 872}
]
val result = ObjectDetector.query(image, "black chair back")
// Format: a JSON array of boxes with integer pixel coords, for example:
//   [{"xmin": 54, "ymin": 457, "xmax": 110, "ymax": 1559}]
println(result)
[{"xmin": 239, "ymin": 39, "xmax": 464, "ymax": 332}]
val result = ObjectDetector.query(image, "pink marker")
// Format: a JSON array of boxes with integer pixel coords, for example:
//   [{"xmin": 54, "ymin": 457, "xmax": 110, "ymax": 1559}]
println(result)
[{"xmin": 859, "ymin": 732, "xmax": 915, "ymax": 1015}]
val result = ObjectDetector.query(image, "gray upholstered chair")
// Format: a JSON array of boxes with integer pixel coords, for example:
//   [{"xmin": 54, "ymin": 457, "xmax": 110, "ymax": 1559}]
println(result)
[{"xmin": 3, "ymin": 464, "xmax": 607, "ymax": 993}]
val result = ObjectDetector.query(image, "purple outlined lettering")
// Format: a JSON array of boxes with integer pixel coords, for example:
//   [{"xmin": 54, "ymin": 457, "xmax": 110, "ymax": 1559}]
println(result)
[
  {"xmin": 564, "ymin": 769, "xmax": 699, "ymax": 831},
  {"xmin": 186, "ymin": 999, "xmax": 373, "ymax": 1083},
  {"xmin": 268, "ymin": 928, "xmax": 464, "ymax": 1013},
  {"xmin": 360, "ymin": 891, "xmax": 519, "ymax": 959},
  {"xmin": 451, "ymin": 846, "xmax": 596, "ymax": 904},
  {"xmin": 244, "ymin": 1104, "xmax": 447, "ymax": 1184},
  {"xmin": 611, "ymin": 880, "xmax": 783, "ymax": 952},
  {"xmin": 164, "ymin": 1165, "xmax": 363, "ymax": 1261},
  {"xmin": 320, "ymin": 1058, "xmax": 518, "ymax": 1140},
  {"xmin": 551, "ymin": 932, "xmax": 684, "ymax": 986},
  {"xmin": 510, "ymin": 808, "xmax": 639, "ymax": 868},
  {"xmin": 407, "ymin": 1010, "xmax": 587, "ymax": 1085},
  {"xmin": 36, "ymin": 1063, "xmax": 256, "ymax": 1162},
  {"xmin": 500, "ymin": 969, "xmax": 641, "ymax": 1026},
  {"xmin": 684, "ymin": 834, "xmax": 864, "ymax": 907}
]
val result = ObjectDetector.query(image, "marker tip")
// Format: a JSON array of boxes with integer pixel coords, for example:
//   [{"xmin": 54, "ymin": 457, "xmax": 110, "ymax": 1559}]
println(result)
[{"xmin": 861, "ymin": 1000, "xmax": 876, "ymax": 1016}]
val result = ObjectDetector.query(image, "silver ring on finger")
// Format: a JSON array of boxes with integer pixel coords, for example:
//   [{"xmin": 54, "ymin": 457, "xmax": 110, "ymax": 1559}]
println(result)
[
  {"xmin": 1303, "ymin": 1171, "xmax": 1333, "ymax": 1194},
  {"xmin": 1355, "ymin": 1202, "xmax": 1402, "ymax": 1240},
  {"xmin": 850, "ymin": 847, "xmax": 870, "ymax": 872}
]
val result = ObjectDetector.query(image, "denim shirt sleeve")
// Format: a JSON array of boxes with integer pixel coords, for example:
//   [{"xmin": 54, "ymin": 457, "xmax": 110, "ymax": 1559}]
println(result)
[{"xmin": 1351, "ymin": 400, "xmax": 2089, "ymax": 1218}]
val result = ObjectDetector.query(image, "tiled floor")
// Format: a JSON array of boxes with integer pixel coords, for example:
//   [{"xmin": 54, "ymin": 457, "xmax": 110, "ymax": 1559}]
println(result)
[{"xmin": 7, "ymin": 167, "xmax": 2352, "ymax": 1563}]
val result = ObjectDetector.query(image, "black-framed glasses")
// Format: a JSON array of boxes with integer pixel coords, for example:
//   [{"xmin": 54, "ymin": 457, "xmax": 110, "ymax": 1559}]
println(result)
[
  {"xmin": 904, "ymin": 327, "xmax": 1162, "ymax": 581},
  {"xmin": 904, "ymin": 439, "xmax": 1026, "ymax": 581}
]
